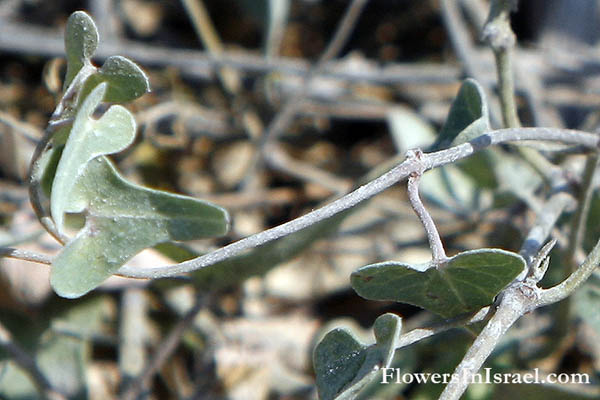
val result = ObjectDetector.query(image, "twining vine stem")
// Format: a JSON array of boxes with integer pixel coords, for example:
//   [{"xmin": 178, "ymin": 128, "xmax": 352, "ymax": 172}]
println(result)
[
  {"xmin": 5, "ymin": 125, "xmax": 600, "ymax": 400},
  {"xmin": 6, "ymin": 127, "xmax": 599, "ymax": 280},
  {"xmin": 116, "ymin": 126, "xmax": 600, "ymax": 278},
  {"xmin": 438, "ymin": 233, "xmax": 600, "ymax": 400}
]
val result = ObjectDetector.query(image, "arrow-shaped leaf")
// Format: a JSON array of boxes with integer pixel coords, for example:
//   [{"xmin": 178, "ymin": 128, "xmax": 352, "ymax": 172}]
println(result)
[
  {"xmin": 351, "ymin": 249, "xmax": 525, "ymax": 318},
  {"xmin": 51, "ymin": 82, "xmax": 137, "ymax": 236},
  {"xmin": 314, "ymin": 313, "xmax": 402, "ymax": 400},
  {"xmin": 50, "ymin": 157, "xmax": 229, "ymax": 298}
]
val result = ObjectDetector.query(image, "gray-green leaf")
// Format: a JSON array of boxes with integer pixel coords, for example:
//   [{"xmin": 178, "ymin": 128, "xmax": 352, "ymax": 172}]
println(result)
[
  {"xmin": 64, "ymin": 11, "xmax": 99, "ymax": 88},
  {"xmin": 51, "ymin": 82, "xmax": 136, "ymax": 236},
  {"xmin": 50, "ymin": 157, "xmax": 229, "ymax": 298},
  {"xmin": 314, "ymin": 313, "xmax": 402, "ymax": 400},
  {"xmin": 432, "ymin": 78, "xmax": 490, "ymax": 151},
  {"xmin": 351, "ymin": 249, "xmax": 525, "ymax": 318},
  {"xmin": 80, "ymin": 56, "xmax": 150, "ymax": 103}
]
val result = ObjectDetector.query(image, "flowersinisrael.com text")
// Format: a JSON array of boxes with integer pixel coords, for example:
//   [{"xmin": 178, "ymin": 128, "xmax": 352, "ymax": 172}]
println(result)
[{"xmin": 381, "ymin": 368, "xmax": 590, "ymax": 385}]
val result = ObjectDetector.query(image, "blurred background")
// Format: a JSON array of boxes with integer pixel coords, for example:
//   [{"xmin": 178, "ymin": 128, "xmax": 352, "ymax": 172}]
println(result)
[{"xmin": 1, "ymin": 0, "xmax": 600, "ymax": 399}]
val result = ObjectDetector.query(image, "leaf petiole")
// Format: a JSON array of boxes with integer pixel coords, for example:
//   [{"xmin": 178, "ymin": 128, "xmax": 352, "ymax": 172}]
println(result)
[{"xmin": 406, "ymin": 149, "xmax": 448, "ymax": 263}]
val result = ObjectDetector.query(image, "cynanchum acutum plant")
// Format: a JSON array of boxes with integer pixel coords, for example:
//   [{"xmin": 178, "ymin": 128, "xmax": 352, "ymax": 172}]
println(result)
[{"xmin": 3, "ymin": 5, "xmax": 600, "ymax": 399}]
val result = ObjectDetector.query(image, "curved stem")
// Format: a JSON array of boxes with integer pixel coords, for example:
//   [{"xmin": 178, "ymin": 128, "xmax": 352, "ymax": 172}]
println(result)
[
  {"xmin": 0, "ymin": 247, "xmax": 53, "ymax": 264},
  {"xmin": 395, "ymin": 307, "xmax": 490, "ymax": 351},
  {"xmin": 407, "ymin": 170, "xmax": 447, "ymax": 262},
  {"xmin": 439, "ymin": 284, "xmax": 528, "ymax": 400},
  {"xmin": 8, "ymin": 127, "xmax": 600, "ymax": 277},
  {"xmin": 116, "ymin": 127, "xmax": 600, "ymax": 279},
  {"xmin": 537, "ymin": 235, "xmax": 600, "ymax": 307},
  {"xmin": 483, "ymin": 0, "xmax": 519, "ymax": 128},
  {"xmin": 565, "ymin": 153, "xmax": 599, "ymax": 271},
  {"xmin": 28, "ymin": 64, "xmax": 96, "ymax": 245}
]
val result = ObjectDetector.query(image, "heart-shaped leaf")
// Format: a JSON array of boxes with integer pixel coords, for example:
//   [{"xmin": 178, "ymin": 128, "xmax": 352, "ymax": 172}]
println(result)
[
  {"xmin": 50, "ymin": 157, "xmax": 229, "ymax": 298},
  {"xmin": 432, "ymin": 78, "xmax": 490, "ymax": 151},
  {"xmin": 351, "ymin": 249, "xmax": 525, "ymax": 318},
  {"xmin": 51, "ymin": 82, "xmax": 136, "ymax": 236},
  {"xmin": 80, "ymin": 56, "xmax": 150, "ymax": 103},
  {"xmin": 314, "ymin": 313, "xmax": 402, "ymax": 400},
  {"xmin": 64, "ymin": 11, "xmax": 98, "ymax": 88}
]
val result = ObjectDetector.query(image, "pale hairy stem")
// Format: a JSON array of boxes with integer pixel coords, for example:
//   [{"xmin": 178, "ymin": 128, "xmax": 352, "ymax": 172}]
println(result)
[
  {"xmin": 446, "ymin": 0, "xmax": 560, "ymax": 180},
  {"xmin": 438, "ymin": 161, "xmax": 599, "ymax": 400},
  {"xmin": 395, "ymin": 307, "xmax": 490, "ymax": 351},
  {"xmin": 482, "ymin": 0, "xmax": 519, "ymax": 128},
  {"xmin": 494, "ymin": 49, "xmax": 519, "ymax": 127},
  {"xmin": 0, "ymin": 247, "xmax": 52, "ymax": 265},
  {"xmin": 484, "ymin": 0, "xmax": 562, "ymax": 181},
  {"xmin": 439, "ymin": 283, "xmax": 531, "ymax": 400},
  {"xmin": 6, "ymin": 127, "xmax": 600, "ymax": 277},
  {"xmin": 440, "ymin": 232, "xmax": 600, "ymax": 400},
  {"xmin": 439, "ymin": 189, "xmax": 564, "ymax": 399},
  {"xmin": 116, "ymin": 127, "xmax": 600, "ymax": 279},
  {"xmin": 538, "ymin": 225, "xmax": 600, "ymax": 307},
  {"xmin": 439, "ymin": 175, "xmax": 568, "ymax": 399},
  {"xmin": 540, "ymin": 154, "xmax": 599, "ymax": 359},
  {"xmin": 565, "ymin": 153, "xmax": 599, "ymax": 271},
  {"xmin": 406, "ymin": 158, "xmax": 447, "ymax": 262},
  {"xmin": 28, "ymin": 63, "xmax": 98, "ymax": 245},
  {"xmin": 519, "ymin": 191, "xmax": 573, "ymax": 268}
]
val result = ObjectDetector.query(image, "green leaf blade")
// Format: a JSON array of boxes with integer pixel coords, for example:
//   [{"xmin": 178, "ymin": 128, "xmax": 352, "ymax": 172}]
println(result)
[
  {"xmin": 80, "ymin": 56, "xmax": 150, "ymax": 103},
  {"xmin": 64, "ymin": 11, "xmax": 99, "ymax": 88},
  {"xmin": 314, "ymin": 329, "xmax": 367, "ymax": 400},
  {"xmin": 313, "ymin": 313, "xmax": 402, "ymax": 400},
  {"xmin": 51, "ymin": 157, "xmax": 229, "ymax": 298},
  {"xmin": 351, "ymin": 249, "xmax": 525, "ymax": 318},
  {"xmin": 432, "ymin": 78, "xmax": 490, "ymax": 151},
  {"xmin": 50, "ymin": 82, "xmax": 137, "ymax": 235}
]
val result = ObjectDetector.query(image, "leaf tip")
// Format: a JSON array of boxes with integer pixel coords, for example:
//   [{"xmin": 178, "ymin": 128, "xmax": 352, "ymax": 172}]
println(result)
[
  {"xmin": 373, "ymin": 313, "xmax": 402, "ymax": 344},
  {"xmin": 65, "ymin": 11, "xmax": 99, "ymax": 61},
  {"xmin": 50, "ymin": 270, "xmax": 92, "ymax": 299}
]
